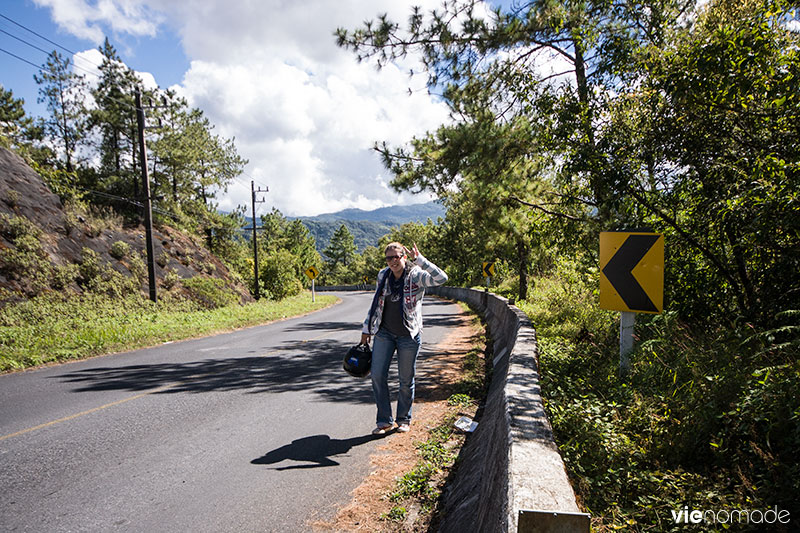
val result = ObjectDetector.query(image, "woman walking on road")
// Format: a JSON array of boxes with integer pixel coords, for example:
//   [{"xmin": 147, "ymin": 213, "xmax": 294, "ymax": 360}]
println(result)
[{"xmin": 360, "ymin": 242, "xmax": 448, "ymax": 435}]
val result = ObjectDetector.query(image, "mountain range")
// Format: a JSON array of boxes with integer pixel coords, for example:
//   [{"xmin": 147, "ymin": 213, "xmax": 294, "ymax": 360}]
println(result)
[
  {"xmin": 293, "ymin": 201, "xmax": 446, "ymax": 225},
  {"xmin": 246, "ymin": 201, "xmax": 446, "ymax": 253},
  {"xmin": 296, "ymin": 200, "xmax": 446, "ymax": 253}
]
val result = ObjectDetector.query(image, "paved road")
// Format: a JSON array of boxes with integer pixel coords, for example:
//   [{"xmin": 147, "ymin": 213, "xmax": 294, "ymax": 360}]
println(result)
[{"xmin": 0, "ymin": 291, "xmax": 464, "ymax": 532}]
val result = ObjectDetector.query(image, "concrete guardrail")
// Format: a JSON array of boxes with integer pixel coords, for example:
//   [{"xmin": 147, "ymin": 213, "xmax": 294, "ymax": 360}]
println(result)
[{"xmin": 319, "ymin": 285, "xmax": 590, "ymax": 532}]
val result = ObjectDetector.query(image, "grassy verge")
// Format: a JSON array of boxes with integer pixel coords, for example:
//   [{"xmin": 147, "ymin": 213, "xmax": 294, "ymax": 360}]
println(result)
[
  {"xmin": 517, "ymin": 262, "xmax": 799, "ymax": 532},
  {"xmin": 0, "ymin": 291, "xmax": 337, "ymax": 372}
]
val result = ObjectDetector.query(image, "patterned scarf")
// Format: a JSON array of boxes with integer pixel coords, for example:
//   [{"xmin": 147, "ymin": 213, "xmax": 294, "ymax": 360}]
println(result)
[{"xmin": 388, "ymin": 270, "xmax": 405, "ymax": 302}]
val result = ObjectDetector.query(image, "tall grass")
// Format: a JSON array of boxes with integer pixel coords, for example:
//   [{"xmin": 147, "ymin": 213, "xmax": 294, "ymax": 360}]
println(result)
[
  {"xmin": 517, "ymin": 260, "xmax": 799, "ymax": 532},
  {"xmin": 0, "ymin": 291, "xmax": 337, "ymax": 372}
]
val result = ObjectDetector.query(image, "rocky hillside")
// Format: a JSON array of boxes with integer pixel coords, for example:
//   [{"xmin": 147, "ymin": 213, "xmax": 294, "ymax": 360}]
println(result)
[{"xmin": 0, "ymin": 146, "xmax": 251, "ymax": 305}]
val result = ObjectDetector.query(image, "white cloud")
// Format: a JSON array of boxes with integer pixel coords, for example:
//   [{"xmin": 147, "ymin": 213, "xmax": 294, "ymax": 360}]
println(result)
[
  {"xmin": 164, "ymin": 0, "xmax": 452, "ymax": 216},
  {"xmin": 37, "ymin": 0, "xmax": 463, "ymax": 215},
  {"xmin": 34, "ymin": 0, "xmax": 163, "ymax": 43}
]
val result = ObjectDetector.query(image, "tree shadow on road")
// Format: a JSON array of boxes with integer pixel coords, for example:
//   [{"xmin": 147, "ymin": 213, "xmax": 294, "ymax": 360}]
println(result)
[
  {"xmin": 251, "ymin": 433, "xmax": 384, "ymax": 470},
  {"xmin": 54, "ymin": 297, "xmax": 465, "ymax": 406},
  {"xmin": 54, "ymin": 338, "xmax": 375, "ymax": 404}
]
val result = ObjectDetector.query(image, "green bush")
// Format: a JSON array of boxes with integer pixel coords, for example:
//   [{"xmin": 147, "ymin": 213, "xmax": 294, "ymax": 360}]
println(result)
[
  {"xmin": 162, "ymin": 268, "xmax": 181, "ymax": 290},
  {"xmin": 181, "ymin": 276, "xmax": 239, "ymax": 309},
  {"xmin": 0, "ymin": 215, "xmax": 53, "ymax": 296},
  {"xmin": 110, "ymin": 240, "xmax": 130, "ymax": 260},
  {"xmin": 51, "ymin": 263, "xmax": 79, "ymax": 290},
  {"xmin": 0, "ymin": 213, "xmax": 36, "ymax": 240},
  {"xmin": 77, "ymin": 247, "xmax": 102, "ymax": 286},
  {"xmin": 156, "ymin": 250, "xmax": 170, "ymax": 268},
  {"xmin": 259, "ymin": 249, "xmax": 303, "ymax": 300},
  {"xmin": 126, "ymin": 251, "xmax": 146, "ymax": 283}
]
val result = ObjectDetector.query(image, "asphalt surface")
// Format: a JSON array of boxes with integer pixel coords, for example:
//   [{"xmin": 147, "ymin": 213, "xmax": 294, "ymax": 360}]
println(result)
[{"xmin": 0, "ymin": 291, "xmax": 464, "ymax": 532}]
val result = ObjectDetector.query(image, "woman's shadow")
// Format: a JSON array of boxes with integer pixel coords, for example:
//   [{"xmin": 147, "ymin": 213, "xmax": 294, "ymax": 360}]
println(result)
[{"xmin": 251, "ymin": 433, "xmax": 384, "ymax": 470}]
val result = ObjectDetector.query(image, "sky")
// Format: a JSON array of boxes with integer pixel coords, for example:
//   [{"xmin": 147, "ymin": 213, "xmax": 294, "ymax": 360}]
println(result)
[{"xmin": 0, "ymin": 0, "xmax": 503, "ymax": 217}]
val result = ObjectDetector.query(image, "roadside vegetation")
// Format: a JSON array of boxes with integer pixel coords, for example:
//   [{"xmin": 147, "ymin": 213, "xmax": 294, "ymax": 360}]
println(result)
[
  {"xmin": 0, "ymin": 290, "xmax": 336, "ymax": 372},
  {"xmin": 517, "ymin": 259, "xmax": 799, "ymax": 531}
]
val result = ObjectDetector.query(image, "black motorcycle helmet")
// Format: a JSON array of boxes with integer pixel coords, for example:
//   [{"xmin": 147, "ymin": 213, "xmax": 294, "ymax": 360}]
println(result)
[{"xmin": 343, "ymin": 343, "xmax": 372, "ymax": 378}]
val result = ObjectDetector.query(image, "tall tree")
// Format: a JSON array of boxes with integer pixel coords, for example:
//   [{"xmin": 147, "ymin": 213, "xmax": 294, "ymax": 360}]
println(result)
[
  {"xmin": 324, "ymin": 223, "xmax": 357, "ymax": 267},
  {"xmin": 337, "ymin": 0, "xmax": 695, "ymax": 227},
  {"xmin": 90, "ymin": 38, "xmax": 140, "ymax": 198},
  {"xmin": 0, "ymin": 87, "xmax": 35, "ymax": 148},
  {"xmin": 151, "ymin": 100, "xmax": 246, "ymax": 216},
  {"xmin": 34, "ymin": 51, "xmax": 89, "ymax": 172}
]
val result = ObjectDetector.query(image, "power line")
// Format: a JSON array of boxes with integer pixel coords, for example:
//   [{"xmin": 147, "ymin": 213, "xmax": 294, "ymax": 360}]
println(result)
[
  {"xmin": 0, "ymin": 45, "xmax": 40, "ymax": 69},
  {"xmin": 1, "ymin": 27, "xmax": 52, "ymax": 57},
  {"xmin": 0, "ymin": 43, "xmax": 138, "ymax": 115},
  {"xmin": 0, "ymin": 12, "xmax": 104, "ymax": 77},
  {"xmin": 0, "ymin": 13, "xmax": 77, "ymax": 57},
  {"xmin": 0, "ymin": 26, "xmax": 101, "ymax": 81},
  {"xmin": 0, "ymin": 12, "xmax": 141, "ymax": 114}
]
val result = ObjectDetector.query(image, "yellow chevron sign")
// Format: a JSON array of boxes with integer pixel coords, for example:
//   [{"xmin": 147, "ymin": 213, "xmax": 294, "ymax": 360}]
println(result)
[
  {"xmin": 600, "ymin": 232, "xmax": 664, "ymax": 313},
  {"xmin": 304, "ymin": 266, "xmax": 319, "ymax": 280}
]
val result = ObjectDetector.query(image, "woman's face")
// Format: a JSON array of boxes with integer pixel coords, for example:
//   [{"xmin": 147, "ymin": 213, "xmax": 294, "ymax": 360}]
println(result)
[{"xmin": 385, "ymin": 248, "xmax": 406, "ymax": 275}]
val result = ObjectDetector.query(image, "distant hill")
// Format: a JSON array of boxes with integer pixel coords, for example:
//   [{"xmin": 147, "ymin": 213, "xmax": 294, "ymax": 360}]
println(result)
[
  {"xmin": 293, "ymin": 201, "xmax": 446, "ymax": 253},
  {"xmin": 297, "ymin": 201, "xmax": 446, "ymax": 225},
  {"xmin": 242, "ymin": 201, "xmax": 446, "ymax": 253}
]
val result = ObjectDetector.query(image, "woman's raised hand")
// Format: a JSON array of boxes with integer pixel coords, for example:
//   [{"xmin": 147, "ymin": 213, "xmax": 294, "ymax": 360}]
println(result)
[{"xmin": 404, "ymin": 243, "xmax": 419, "ymax": 261}]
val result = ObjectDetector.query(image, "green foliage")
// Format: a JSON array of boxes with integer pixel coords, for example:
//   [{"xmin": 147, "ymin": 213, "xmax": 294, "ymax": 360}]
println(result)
[
  {"xmin": 381, "ymin": 506, "xmax": 408, "ymax": 522},
  {"xmin": 519, "ymin": 260, "xmax": 800, "ymax": 530},
  {"xmin": 162, "ymin": 268, "xmax": 181, "ymax": 290},
  {"xmin": 180, "ymin": 276, "xmax": 239, "ymax": 309},
  {"xmin": 323, "ymin": 223, "xmax": 357, "ymax": 264},
  {"xmin": 339, "ymin": 0, "xmax": 799, "ymax": 326},
  {"xmin": 0, "ymin": 87, "xmax": 38, "ymax": 149},
  {"xmin": 259, "ymin": 249, "xmax": 303, "ymax": 300},
  {"xmin": 110, "ymin": 240, "xmax": 130, "ymax": 260},
  {"xmin": 0, "ymin": 212, "xmax": 37, "ymax": 240},
  {"xmin": 447, "ymin": 393, "xmax": 474, "ymax": 408},
  {"xmin": 33, "ymin": 50, "xmax": 88, "ymax": 172},
  {"xmin": 625, "ymin": 0, "xmax": 800, "ymax": 324},
  {"xmin": 0, "ymin": 291, "xmax": 336, "ymax": 372},
  {"xmin": 247, "ymin": 208, "xmax": 320, "ymax": 296},
  {"xmin": 391, "ymin": 463, "xmax": 439, "ymax": 504},
  {"xmin": 0, "ymin": 214, "xmax": 53, "ymax": 297}
]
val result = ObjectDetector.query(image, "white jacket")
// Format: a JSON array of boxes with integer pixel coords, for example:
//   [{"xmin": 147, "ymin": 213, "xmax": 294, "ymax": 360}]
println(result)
[{"xmin": 362, "ymin": 254, "xmax": 448, "ymax": 338}]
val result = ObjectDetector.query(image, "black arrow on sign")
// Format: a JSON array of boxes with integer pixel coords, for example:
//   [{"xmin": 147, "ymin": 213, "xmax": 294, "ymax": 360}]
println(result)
[{"xmin": 602, "ymin": 234, "xmax": 660, "ymax": 312}]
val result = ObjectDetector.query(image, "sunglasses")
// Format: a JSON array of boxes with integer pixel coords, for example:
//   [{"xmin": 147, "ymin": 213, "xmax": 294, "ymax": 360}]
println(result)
[{"xmin": 385, "ymin": 254, "xmax": 404, "ymax": 262}]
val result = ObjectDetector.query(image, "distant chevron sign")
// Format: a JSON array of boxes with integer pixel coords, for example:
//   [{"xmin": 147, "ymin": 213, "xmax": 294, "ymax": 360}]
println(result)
[{"xmin": 600, "ymin": 232, "xmax": 664, "ymax": 313}]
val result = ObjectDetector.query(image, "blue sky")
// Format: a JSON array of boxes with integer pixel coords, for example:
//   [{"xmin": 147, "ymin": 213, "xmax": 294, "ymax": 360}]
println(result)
[
  {"xmin": 2, "ymin": 2, "xmax": 188, "ymax": 116},
  {"xmin": 1, "ymin": 1, "xmax": 507, "ymax": 216}
]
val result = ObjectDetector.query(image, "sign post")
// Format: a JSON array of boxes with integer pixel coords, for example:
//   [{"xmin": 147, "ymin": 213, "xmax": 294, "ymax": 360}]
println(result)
[
  {"xmin": 304, "ymin": 266, "xmax": 319, "ymax": 302},
  {"xmin": 482, "ymin": 261, "xmax": 496, "ymax": 289},
  {"xmin": 599, "ymin": 232, "xmax": 664, "ymax": 376}
]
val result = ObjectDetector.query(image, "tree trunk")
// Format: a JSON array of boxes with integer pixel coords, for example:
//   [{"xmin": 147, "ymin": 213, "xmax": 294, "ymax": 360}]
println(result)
[
  {"xmin": 573, "ymin": 34, "xmax": 610, "ymax": 224},
  {"xmin": 517, "ymin": 237, "xmax": 529, "ymax": 301}
]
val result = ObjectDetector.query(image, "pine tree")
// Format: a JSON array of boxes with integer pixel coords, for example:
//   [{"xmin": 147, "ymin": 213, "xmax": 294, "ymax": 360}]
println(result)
[{"xmin": 34, "ymin": 51, "xmax": 89, "ymax": 172}]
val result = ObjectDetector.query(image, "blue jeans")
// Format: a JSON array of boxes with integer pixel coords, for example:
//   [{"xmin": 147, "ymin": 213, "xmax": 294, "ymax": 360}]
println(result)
[{"xmin": 371, "ymin": 328, "xmax": 421, "ymax": 427}]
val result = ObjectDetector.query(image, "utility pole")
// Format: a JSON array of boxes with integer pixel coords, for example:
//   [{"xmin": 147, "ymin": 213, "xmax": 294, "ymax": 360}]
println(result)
[
  {"xmin": 251, "ymin": 181, "xmax": 268, "ymax": 300},
  {"xmin": 135, "ymin": 87, "xmax": 157, "ymax": 303}
]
